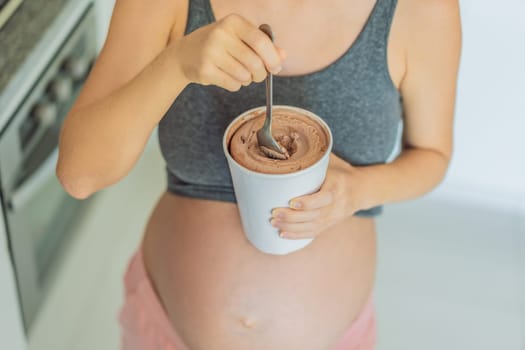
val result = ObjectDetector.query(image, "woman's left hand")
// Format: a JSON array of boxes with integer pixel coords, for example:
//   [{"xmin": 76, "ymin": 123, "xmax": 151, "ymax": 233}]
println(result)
[{"xmin": 270, "ymin": 153, "xmax": 370, "ymax": 240}]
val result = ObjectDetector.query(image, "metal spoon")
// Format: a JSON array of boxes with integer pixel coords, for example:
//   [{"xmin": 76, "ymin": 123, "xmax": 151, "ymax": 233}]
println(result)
[{"xmin": 256, "ymin": 24, "xmax": 289, "ymax": 160}]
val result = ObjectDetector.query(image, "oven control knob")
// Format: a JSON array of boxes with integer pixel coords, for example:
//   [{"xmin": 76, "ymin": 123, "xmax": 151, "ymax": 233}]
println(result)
[
  {"xmin": 49, "ymin": 76, "xmax": 73, "ymax": 102},
  {"xmin": 64, "ymin": 56, "xmax": 90, "ymax": 81},
  {"xmin": 33, "ymin": 102, "xmax": 58, "ymax": 127}
]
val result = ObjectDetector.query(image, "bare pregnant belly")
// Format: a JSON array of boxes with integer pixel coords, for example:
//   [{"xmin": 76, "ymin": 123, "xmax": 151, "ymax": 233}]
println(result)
[{"xmin": 142, "ymin": 192, "xmax": 377, "ymax": 350}]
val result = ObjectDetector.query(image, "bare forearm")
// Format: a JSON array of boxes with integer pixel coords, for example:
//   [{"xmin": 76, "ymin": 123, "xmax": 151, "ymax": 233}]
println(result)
[
  {"xmin": 353, "ymin": 147, "xmax": 450, "ymax": 211},
  {"xmin": 57, "ymin": 47, "xmax": 188, "ymax": 198}
]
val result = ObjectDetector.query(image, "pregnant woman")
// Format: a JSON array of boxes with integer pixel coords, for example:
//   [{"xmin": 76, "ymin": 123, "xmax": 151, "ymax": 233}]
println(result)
[{"xmin": 57, "ymin": 0, "xmax": 461, "ymax": 348}]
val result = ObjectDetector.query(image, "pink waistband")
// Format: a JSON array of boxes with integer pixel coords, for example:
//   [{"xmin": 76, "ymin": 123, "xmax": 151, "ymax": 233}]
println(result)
[{"xmin": 120, "ymin": 246, "xmax": 189, "ymax": 348}]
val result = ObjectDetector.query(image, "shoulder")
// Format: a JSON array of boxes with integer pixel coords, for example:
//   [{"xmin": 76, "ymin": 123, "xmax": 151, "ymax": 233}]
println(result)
[
  {"xmin": 110, "ymin": 0, "xmax": 185, "ymax": 40},
  {"xmin": 112, "ymin": 0, "xmax": 181, "ymax": 21},
  {"xmin": 71, "ymin": 0, "xmax": 186, "ymax": 111},
  {"xmin": 397, "ymin": 0, "xmax": 461, "ymax": 47},
  {"xmin": 395, "ymin": 0, "xmax": 461, "ymax": 72},
  {"xmin": 398, "ymin": 0, "xmax": 460, "ymax": 24}
]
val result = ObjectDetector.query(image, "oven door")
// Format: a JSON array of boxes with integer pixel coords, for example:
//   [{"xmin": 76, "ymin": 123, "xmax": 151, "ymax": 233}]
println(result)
[
  {"xmin": 2, "ymin": 143, "xmax": 87, "ymax": 331},
  {"xmin": 0, "ymin": 3, "xmax": 96, "ymax": 331},
  {"xmin": 0, "ymin": 90, "xmax": 91, "ymax": 330},
  {"xmin": 0, "ymin": 0, "xmax": 24, "ymax": 29}
]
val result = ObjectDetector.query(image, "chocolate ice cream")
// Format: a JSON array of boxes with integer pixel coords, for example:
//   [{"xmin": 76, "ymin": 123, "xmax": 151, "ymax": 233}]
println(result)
[{"xmin": 228, "ymin": 107, "xmax": 330, "ymax": 174}]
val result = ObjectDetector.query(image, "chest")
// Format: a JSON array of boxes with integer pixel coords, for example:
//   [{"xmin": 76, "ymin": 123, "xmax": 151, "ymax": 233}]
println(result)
[
  {"xmin": 160, "ymin": 0, "xmax": 405, "ymax": 185},
  {"xmin": 209, "ymin": 0, "xmax": 378, "ymax": 76}
]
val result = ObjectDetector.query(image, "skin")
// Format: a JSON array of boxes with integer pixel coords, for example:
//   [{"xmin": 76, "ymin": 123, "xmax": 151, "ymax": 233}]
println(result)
[
  {"xmin": 275, "ymin": 1, "xmax": 462, "ymax": 239},
  {"xmin": 56, "ymin": 0, "xmax": 461, "ymax": 348}
]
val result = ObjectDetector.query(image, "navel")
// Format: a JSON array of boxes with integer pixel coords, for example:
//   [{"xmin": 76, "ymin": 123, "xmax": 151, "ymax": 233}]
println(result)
[{"xmin": 239, "ymin": 316, "xmax": 258, "ymax": 329}]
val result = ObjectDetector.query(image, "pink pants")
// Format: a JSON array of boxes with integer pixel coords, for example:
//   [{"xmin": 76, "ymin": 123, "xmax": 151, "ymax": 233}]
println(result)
[{"xmin": 118, "ymin": 247, "xmax": 376, "ymax": 350}]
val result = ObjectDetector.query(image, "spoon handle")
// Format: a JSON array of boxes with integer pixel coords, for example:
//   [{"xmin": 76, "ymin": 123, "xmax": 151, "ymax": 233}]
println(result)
[{"xmin": 259, "ymin": 24, "xmax": 273, "ymax": 130}]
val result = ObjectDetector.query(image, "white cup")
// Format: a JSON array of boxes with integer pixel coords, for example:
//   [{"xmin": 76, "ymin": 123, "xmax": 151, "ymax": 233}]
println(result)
[{"xmin": 223, "ymin": 105, "xmax": 333, "ymax": 255}]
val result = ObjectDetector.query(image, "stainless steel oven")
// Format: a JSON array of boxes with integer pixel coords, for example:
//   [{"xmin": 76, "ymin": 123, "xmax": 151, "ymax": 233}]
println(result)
[
  {"xmin": 0, "ymin": 3, "xmax": 96, "ymax": 331},
  {"xmin": 0, "ymin": 0, "xmax": 23, "ymax": 29}
]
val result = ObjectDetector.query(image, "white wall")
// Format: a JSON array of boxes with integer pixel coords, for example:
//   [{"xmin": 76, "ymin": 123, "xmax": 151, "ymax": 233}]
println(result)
[{"xmin": 440, "ymin": 0, "xmax": 525, "ymax": 203}]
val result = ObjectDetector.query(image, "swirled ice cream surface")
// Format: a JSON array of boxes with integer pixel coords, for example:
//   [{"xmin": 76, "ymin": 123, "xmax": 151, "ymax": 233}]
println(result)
[{"xmin": 228, "ymin": 108, "xmax": 329, "ymax": 174}]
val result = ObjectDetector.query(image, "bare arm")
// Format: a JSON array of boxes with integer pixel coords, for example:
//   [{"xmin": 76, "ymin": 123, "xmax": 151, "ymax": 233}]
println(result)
[
  {"xmin": 57, "ymin": 0, "xmax": 285, "ymax": 199},
  {"xmin": 270, "ymin": 0, "xmax": 462, "ymax": 238},
  {"xmin": 57, "ymin": 0, "xmax": 185, "ymax": 198},
  {"xmin": 354, "ymin": 0, "xmax": 462, "ymax": 208}
]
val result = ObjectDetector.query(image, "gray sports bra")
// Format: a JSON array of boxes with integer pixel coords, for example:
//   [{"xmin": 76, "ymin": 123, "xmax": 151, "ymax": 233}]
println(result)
[{"xmin": 158, "ymin": 0, "xmax": 402, "ymax": 216}]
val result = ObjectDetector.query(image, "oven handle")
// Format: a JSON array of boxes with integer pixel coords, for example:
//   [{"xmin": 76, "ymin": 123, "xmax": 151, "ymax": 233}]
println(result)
[{"xmin": 9, "ymin": 148, "xmax": 60, "ymax": 211}]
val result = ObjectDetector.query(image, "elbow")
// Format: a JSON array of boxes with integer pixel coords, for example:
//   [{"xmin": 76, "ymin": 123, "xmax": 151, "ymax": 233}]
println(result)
[
  {"xmin": 56, "ymin": 162, "xmax": 95, "ymax": 200},
  {"xmin": 432, "ymin": 150, "xmax": 452, "ymax": 188},
  {"xmin": 438, "ymin": 148, "xmax": 452, "ymax": 176}
]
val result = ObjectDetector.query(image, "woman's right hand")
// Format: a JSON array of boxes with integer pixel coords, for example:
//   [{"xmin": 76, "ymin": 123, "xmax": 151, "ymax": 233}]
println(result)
[{"xmin": 170, "ymin": 14, "xmax": 287, "ymax": 92}]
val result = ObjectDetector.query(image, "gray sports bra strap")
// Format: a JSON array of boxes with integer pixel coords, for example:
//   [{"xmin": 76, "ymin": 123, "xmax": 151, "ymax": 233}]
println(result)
[
  {"xmin": 162, "ymin": 0, "xmax": 402, "ymax": 218},
  {"xmin": 184, "ymin": 0, "xmax": 215, "ymax": 35}
]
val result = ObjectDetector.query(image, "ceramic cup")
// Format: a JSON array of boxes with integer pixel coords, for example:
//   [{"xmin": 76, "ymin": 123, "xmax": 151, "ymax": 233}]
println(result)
[{"xmin": 223, "ymin": 105, "xmax": 333, "ymax": 255}]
